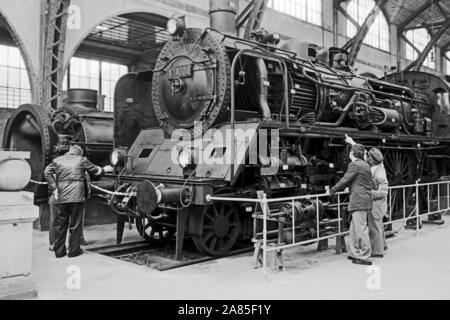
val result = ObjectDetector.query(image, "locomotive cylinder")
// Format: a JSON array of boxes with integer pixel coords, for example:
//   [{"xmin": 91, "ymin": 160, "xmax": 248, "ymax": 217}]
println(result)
[{"xmin": 209, "ymin": 0, "xmax": 238, "ymax": 35}]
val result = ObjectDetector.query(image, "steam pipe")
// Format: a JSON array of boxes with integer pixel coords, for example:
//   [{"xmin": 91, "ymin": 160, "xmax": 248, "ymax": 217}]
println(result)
[
  {"xmin": 255, "ymin": 58, "xmax": 272, "ymax": 121},
  {"xmin": 314, "ymin": 95, "xmax": 356, "ymax": 127}
]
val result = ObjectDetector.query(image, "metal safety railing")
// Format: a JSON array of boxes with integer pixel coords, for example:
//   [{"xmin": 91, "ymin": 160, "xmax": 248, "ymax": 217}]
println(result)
[{"xmin": 207, "ymin": 179, "xmax": 450, "ymax": 274}]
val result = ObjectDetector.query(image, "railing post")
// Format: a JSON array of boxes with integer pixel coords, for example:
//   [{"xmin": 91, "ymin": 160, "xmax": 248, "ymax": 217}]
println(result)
[
  {"xmin": 416, "ymin": 180, "xmax": 420, "ymax": 237},
  {"xmin": 448, "ymin": 181, "xmax": 450, "ymax": 213},
  {"xmin": 256, "ymin": 192, "xmax": 269, "ymax": 276}
]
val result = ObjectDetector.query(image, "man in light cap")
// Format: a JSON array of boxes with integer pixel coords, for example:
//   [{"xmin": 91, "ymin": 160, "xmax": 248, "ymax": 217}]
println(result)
[
  {"xmin": 44, "ymin": 144, "xmax": 112, "ymax": 258},
  {"xmin": 329, "ymin": 143, "xmax": 373, "ymax": 265},
  {"xmin": 366, "ymin": 147, "xmax": 388, "ymax": 257}
]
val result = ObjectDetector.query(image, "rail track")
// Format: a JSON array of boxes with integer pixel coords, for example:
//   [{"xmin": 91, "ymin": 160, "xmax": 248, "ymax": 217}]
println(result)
[{"xmin": 87, "ymin": 240, "xmax": 253, "ymax": 271}]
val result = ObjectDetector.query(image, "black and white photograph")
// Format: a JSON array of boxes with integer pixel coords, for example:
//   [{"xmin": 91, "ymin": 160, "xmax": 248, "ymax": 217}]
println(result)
[{"xmin": 1, "ymin": 0, "xmax": 450, "ymax": 306}]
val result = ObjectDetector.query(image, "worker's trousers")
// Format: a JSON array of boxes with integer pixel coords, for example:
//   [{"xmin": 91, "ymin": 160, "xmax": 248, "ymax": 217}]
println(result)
[
  {"xmin": 54, "ymin": 202, "xmax": 84, "ymax": 257},
  {"xmin": 368, "ymin": 199, "xmax": 387, "ymax": 255},
  {"xmin": 349, "ymin": 210, "xmax": 371, "ymax": 260},
  {"xmin": 50, "ymin": 200, "xmax": 86, "ymax": 246}
]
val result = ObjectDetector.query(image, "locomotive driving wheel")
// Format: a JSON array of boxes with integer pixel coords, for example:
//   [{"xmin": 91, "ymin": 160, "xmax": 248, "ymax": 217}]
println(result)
[
  {"xmin": 191, "ymin": 202, "xmax": 240, "ymax": 256},
  {"xmin": 135, "ymin": 216, "xmax": 175, "ymax": 245},
  {"xmin": 384, "ymin": 149, "xmax": 417, "ymax": 219}
]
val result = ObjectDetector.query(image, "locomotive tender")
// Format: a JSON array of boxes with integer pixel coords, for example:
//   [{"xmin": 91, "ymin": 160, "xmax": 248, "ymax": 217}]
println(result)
[{"xmin": 109, "ymin": 0, "xmax": 450, "ymax": 257}]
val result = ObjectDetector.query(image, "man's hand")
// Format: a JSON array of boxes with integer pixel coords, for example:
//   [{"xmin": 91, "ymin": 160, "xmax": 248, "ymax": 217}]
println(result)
[
  {"xmin": 329, "ymin": 187, "xmax": 336, "ymax": 196},
  {"xmin": 345, "ymin": 134, "xmax": 356, "ymax": 146},
  {"xmin": 103, "ymin": 165, "xmax": 114, "ymax": 173},
  {"xmin": 53, "ymin": 189, "xmax": 59, "ymax": 200}
]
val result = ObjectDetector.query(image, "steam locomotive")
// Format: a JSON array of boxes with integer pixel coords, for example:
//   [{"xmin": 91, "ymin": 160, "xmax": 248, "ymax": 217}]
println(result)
[
  {"xmin": 106, "ymin": 1, "xmax": 450, "ymax": 255},
  {"xmin": 4, "ymin": 0, "xmax": 450, "ymax": 257},
  {"xmin": 105, "ymin": 0, "xmax": 450, "ymax": 257}
]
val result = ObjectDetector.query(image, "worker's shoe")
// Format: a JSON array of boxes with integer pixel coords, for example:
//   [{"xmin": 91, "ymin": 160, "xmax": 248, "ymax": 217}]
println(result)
[
  {"xmin": 371, "ymin": 254, "xmax": 384, "ymax": 258},
  {"xmin": 68, "ymin": 249, "xmax": 84, "ymax": 258},
  {"xmin": 347, "ymin": 256, "xmax": 357, "ymax": 261},
  {"xmin": 352, "ymin": 259, "xmax": 372, "ymax": 266},
  {"xmin": 55, "ymin": 252, "xmax": 66, "ymax": 259}
]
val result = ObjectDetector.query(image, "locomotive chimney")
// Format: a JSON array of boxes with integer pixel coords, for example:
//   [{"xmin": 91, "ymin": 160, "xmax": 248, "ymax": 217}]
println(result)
[
  {"xmin": 209, "ymin": 0, "xmax": 238, "ymax": 35},
  {"xmin": 66, "ymin": 89, "xmax": 98, "ymax": 109}
]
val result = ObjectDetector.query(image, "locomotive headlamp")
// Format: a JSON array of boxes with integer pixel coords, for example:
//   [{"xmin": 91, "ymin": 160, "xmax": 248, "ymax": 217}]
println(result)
[
  {"xmin": 110, "ymin": 149, "xmax": 127, "ymax": 167},
  {"xmin": 178, "ymin": 149, "xmax": 192, "ymax": 168},
  {"xmin": 167, "ymin": 16, "xmax": 186, "ymax": 36}
]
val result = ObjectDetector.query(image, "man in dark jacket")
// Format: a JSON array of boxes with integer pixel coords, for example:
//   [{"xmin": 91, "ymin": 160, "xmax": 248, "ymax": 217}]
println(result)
[
  {"xmin": 329, "ymin": 144, "xmax": 373, "ymax": 265},
  {"xmin": 44, "ymin": 145, "xmax": 110, "ymax": 258}
]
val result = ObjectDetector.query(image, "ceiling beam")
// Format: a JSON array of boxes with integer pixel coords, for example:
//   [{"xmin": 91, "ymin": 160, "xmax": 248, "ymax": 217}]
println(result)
[
  {"xmin": 80, "ymin": 39, "xmax": 144, "ymax": 56},
  {"xmin": 441, "ymin": 40, "xmax": 450, "ymax": 52},
  {"xmin": 398, "ymin": 0, "xmax": 441, "ymax": 31},
  {"xmin": 337, "ymin": 3, "xmax": 360, "ymax": 30},
  {"xmin": 405, "ymin": 17, "xmax": 450, "ymax": 71},
  {"xmin": 402, "ymin": 19, "xmax": 447, "ymax": 31},
  {"xmin": 436, "ymin": 1, "xmax": 449, "ymax": 18},
  {"xmin": 120, "ymin": 13, "xmax": 167, "ymax": 28},
  {"xmin": 343, "ymin": 0, "xmax": 387, "ymax": 66},
  {"xmin": 400, "ymin": 33, "xmax": 422, "ymax": 55}
]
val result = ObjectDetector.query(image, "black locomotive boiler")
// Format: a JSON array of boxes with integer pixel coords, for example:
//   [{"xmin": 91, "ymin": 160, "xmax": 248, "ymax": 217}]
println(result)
[{"xmin": 109, "ymin": 0, "xmax": 450, "ymax": 257}]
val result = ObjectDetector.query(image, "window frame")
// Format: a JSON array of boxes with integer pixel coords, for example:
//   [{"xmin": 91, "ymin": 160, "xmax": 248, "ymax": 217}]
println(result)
[
  {"xmin": 345, "ymin": 0, "xmax": 391, "ymax": 53},
  {"xmin": 0, "ymin": 44, "xmax": 32, "ymax": 109},
  {"xmin": 267, "ymin": 0, "xmax": 323, "ymax": 27},
  {"xmin": 404, "ymin": 28, "xmax": 436, "ymax": 70}
]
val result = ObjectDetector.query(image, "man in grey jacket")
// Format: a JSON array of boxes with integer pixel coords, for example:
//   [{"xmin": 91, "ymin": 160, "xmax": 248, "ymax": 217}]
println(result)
[
  {"xmin": 329, "ymin": 144, "xmax": 373, "ymax": 265},
  {"xmin": 44, "ymin": 145, "xmax": 111, "ymax": 258}
]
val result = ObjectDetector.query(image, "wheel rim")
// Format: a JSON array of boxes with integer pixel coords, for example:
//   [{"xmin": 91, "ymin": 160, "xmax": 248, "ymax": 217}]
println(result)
[
  {"xmin": 192, "ymin": 202, "xmax": 240, "ymax": 256},
  {"xmin": 135, "ymin": 216, "xmax": 175, "ymax": 245},
  {"xmin": 384, "ymin": 150, "xmax": 416, "ymax": 219}
]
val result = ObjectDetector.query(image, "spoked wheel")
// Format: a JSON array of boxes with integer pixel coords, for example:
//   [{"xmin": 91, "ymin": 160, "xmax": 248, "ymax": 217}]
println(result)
[
  {"xmin": 384, "ymin": 149, "xmax": 417, "ymax": 220},
  {"xmin": 135, "ymin": 216, "xmax": 175, "ymax": 245},
  {"xmin": 191, "ymin": 202, "xmax": 240, "ymax": 256}
]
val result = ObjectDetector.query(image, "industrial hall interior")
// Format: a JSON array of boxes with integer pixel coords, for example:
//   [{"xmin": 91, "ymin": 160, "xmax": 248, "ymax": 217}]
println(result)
[{"xmin": 2, "ymin": 0, "xmax": 450, "ymax": 301}]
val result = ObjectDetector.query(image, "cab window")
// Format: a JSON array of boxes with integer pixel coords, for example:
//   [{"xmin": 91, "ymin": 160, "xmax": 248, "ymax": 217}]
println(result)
[{"xmin": 435, "ymin": 91, "xmax": 450, "ymax": 114}]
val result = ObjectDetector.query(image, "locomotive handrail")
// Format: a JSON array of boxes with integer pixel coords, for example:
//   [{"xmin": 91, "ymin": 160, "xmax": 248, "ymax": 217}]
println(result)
[
  {"xmin": 230, "ymin": 48, "xmax": 290, "ymax": 183},
  {"xmin": 204, "ymin": 27, "xmax": 300, "ymax": 60},
  {"xmin": 152, "ymin": 55, "xmax": 212, "ymax": 73},
  {"xmin": 299, "ymin": 65, "xmax": 434, "ymax": 108},
  {"xmin": 207, "ymin": 27, "xmax": 434, "ymax": 109}
]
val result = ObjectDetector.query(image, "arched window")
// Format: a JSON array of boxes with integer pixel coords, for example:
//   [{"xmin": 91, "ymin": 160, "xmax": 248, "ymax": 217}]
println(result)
[
  {"xmin": 0, "ymin": 44, "xmax": 31, "ymax": 109},
  {"xmin": 347, "ymin": 0, "xmax": 390, "ymax": 51},
  {"xmin": 405, "ymin": 28, "xmax": 435, "ymax": 70},
  {"xmin": 267, "ymin": 0, "xmax": 322, "ymax": 26}
]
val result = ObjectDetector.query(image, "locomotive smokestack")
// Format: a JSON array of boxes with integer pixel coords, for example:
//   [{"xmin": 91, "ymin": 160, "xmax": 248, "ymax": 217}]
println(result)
[{"xmin": 209, "ymin": 0, "xmax": 238, "ymax": 35}]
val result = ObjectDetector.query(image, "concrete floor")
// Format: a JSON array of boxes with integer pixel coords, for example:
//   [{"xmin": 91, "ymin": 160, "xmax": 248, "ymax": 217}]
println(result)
[{"xmin": 30, "ymin": 216, "xmax": 450, "ymax": 300}]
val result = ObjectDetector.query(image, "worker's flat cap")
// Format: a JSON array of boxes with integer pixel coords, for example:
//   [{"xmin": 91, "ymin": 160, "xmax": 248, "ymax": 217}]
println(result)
[
  {"xmin": 368, "ymin": 148, "xmax": 383, "ymax": 163},
  {"xmin": 69, "ymin": 144, "xmax": 84, "ymax": 156}
]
